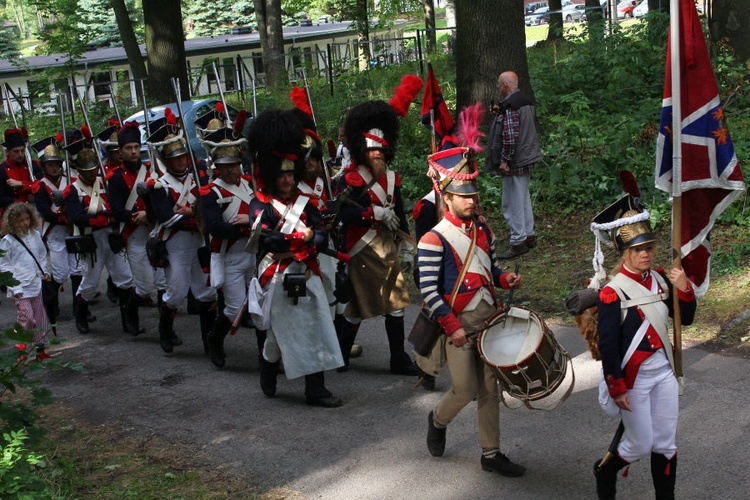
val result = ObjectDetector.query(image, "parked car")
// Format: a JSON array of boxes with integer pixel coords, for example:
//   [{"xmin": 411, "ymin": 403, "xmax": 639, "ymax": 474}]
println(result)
[
  {"xmin": 299, "ymin": 18, "xmax": 312, "ymax": 27},
  {"xmin": 525, "ymin": 1, "xmax": 549, "ymax": 15},
  {"xmin": 617, "ymin": 0, "xmax": 640, "ymax": 18},
  {"xmin": 123, "ymin": 99, "xmax": 251, "ymax": 162},
  {"xmin": 525, "ymin": 6, "xmax": 550, "ymax": 25},
  {"xmin": 633, "ymin": 1, "xmax": 648, "ymax": 17},
  {"xmin": 563, "ymin": 4, "xmax": 587, "ymax": 22}
]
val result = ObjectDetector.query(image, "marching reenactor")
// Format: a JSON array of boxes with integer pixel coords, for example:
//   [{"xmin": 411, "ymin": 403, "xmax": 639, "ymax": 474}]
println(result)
[
  {"xmin": 335, "ymin": 97, "xmax": 420, "ymax": 376},
  {"xmin": 1, "ymin": 128, "xmax": 42, "ymax": 216},
  {"xmin": 107, "ymin": 121, "xmax": 163, "ymax": 332},
  {"xmin": 97, "ymin": 122, "xmax": 123, "ymax": 174},
  {"xmin": 418, "ymin": 146, "xmax": 526, "ymax": 477},
  {"xmin": 146, "ymin": 115, "xmax": 216, "ymax": 354},
  {"xmin": 30, "ymin": 136, "xmax": 70, "ymax": 334},
  {"xmin": 250, "ymin": 109, "xmax": 344, "ymax": 407},
  {"xmin": 199, "ymin": 125, "xmax": 259, "ymax": 368},
  {"xmin": 62, "ymin": 138, "xmax": 136, "ymax": 335}
]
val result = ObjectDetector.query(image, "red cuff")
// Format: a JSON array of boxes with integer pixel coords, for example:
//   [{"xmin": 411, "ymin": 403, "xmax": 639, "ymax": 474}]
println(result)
[
  {"xmin": 437, "ymin": 314, "xmax": 462, "ymax": 336},
  {"xmin": 499, "ymin": 273, "xmax": 510, "ymax": 289},
  {"xmin": 606, "ymin": 373, "xmax": 628, "ymax": 398},
  {"xmin": 283, "ymin": 231, "xmax": 306, "ymax": 241},
  {"xmin": 289, "ymin": 238, "xmax": 308, "ymax": 252},
  {"xmin": 677, "ymin": 285, "xmax": 694, "ymax": 302},
  {"xmin": 90, "ymin": 215, "xmax": 110, "ymax": 227}
]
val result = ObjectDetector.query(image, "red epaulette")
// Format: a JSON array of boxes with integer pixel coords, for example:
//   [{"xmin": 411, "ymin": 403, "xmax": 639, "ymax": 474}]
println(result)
[
  {"xmin": 255, "ymin": 190, "xmax": 271, "ymax": 203},
  {"xmin": 599, "ymin": 286, "xmax": 619, "ymax": 304},
  {"xmin": 105, "ymin": 168, "xmax": 119, "ymax": 182},
  {"xmin": 412, "ymin": 199, "xmax": 424, "ymax": 221},
  {"xmin": 344, "ymin": 168, "xmax": 365, "ymax": 187},
  {"xmin": 198, "ymin": 184, "xmax": 214, "ymax": 197}
]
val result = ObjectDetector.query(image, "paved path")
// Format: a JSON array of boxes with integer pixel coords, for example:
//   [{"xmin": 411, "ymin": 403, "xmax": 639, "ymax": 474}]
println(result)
[{"xmin": 4, "ymin": 288, "xmax": 748, "ymax": 499}]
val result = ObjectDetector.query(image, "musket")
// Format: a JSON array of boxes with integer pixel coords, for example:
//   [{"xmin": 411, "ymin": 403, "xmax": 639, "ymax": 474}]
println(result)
[
  {"xmin": 251, "ymin": 73, "xmax": 258, "ymax": 118},
  {"xmin": 170, "ymin": 77, "xmax": 203, "ymax": 195},
  {"xmin": 108, "ymin": 83, "xmax": 122, "ymax": 125},
  {"xmin": 211, "ymin": 62, "xmax": 230, "ymax": 126},
  {"xmin": 70, "ymin": 80, "xmax": 111, "ymax": 197},
  {"xmin": 301, "ymin": 68, "xmax": 334, "ymax": 201},
  {"xmin": 57, "ymin": 93, "xmax": 72, "ymax": 184},
  {"xmin": 3, "ymin": 83, "xmax": 36, "ymax": 182},
  {"xmin": 138, "ymin": 79, "xmax": 160, "ymax": 174}
]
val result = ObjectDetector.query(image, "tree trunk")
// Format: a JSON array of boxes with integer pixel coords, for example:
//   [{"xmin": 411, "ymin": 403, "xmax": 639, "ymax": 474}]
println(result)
[
  {"xmin": 424, "ymin": 0, "xmax": 437, "ymax": 53},
  {"xmin": 445, "ymin": 0, "xmax": 456, "ymax": 27},
  {"xmin": 710, "ymin": 0, "xmax": 749, "ymax": 63},
  {"xmin": 143, "ymin": 0, "xmax": 189, "ymax": 105},
  {"xmin": 548, "ymin": 0, "xmax": 564, "ymax": 41},
  {"xmin": 585, "ymin": 0, "xmax": 605, "ymax": 41},
  {"xmin": 111, "ymin": 0, "xmax": 147, "ymax": 101},
  {"xmin": 253, "ymin": 0, "xmax": 288, "ymax": 90},
  {"xmin": 455, "ymin": 0, "xmax": 534, "ymax": 112},
  {"xmin": 355, "ymin": 0, "xmax": 370, "ymax": 70}
]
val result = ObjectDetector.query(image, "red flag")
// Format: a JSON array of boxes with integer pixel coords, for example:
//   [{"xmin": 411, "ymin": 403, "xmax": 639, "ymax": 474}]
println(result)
[
  {"xmin": 421, "ymin": 63, "xmax": 456, "ymax": 150},
  {"xmin": 655, "ymin": 0, "xmax": 745, "ymax": 298}
]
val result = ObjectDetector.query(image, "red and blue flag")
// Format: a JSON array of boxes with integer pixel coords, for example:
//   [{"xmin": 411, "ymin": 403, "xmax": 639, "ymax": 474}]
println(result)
[{"xmin": 421, "ymin": 63, "xmax": 457, "ymax": 151}]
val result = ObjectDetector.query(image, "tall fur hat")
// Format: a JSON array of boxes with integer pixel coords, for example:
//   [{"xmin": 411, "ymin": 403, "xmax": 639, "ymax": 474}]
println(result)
[
  {"xmin": 247, "ymin": 109, "xmax": 305, "ymax": 196},
  {"xmin": 117, "ymin": 121, "xmax": 142, "ymax": 147},
  {"xmin": 3, "ymin": 128, "xmax": 26, "ymax": 149},
  {"xmin": 344, "ymin": 100, "xmax": 399, "ymax": 165}
]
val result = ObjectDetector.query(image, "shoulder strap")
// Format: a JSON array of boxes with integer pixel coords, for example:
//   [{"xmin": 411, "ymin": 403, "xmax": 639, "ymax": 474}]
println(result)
[
  {"xmin": 10, "ymin": 233, "xmax": 45, "ymax": 276},
  {"xmin": 449, "ymin": 224, "xmax": 477, "ymax": 309}
]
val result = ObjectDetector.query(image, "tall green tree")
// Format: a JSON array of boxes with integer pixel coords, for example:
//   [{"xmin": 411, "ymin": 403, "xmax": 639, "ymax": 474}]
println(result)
[
  {"xmin": 254, "ymin": 0, "xmax": 288, "ymax": 89},
  {"xmin": 0, "ymin": 25, "xmax": 20, "ymax": 61},
  {"xmin": 710, "ymin": 0, "xmax": 749, "ymax": 63},
  {"xmin": 455, "ymin": 0, "xmax": 534, "ymax": 111},
  {"xmin": 143, "ymin": 0, "xmax": 189, "ymax": 104},
  {"xmin": 183, "ymin": 0, "xmax": 255, "ymax": 37},
  {"xmin": 79, "ymin": 0, "xmax": 143, "ymax": 48},
  {"xmin": 29, "ymin": 0, "xmax": 87, "ymax": 77}
]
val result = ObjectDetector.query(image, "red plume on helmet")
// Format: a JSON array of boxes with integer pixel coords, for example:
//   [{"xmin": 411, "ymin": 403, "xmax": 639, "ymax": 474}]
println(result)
[
  {"xmin": 233, "ymin": 109, "xmax": 248, "ymax": 133},
  {"xmin": 389, "ymin": 74, "xmax": 424, "ymax": 118},
  {"xmin": 289, "ymin": 86, "xmax": 313, "ymax": 120},
  {"xmin": 164, "ymin": 107, "xmax": 177, "ymax": 126},
  {"xmin": 20, "ymin": 127, "xmax": 28, "ymax": 140},
  {"xmin": 55, "ymin": 132, "xmax": 64, "ymax": 144},
  {"xmin": 215, "ymin": 102, "xmax": 225, "ymax": 116},
  {"xmin": 81, "ymin": 125, "xmax": 92, "ymax": 140},
  {"xmin": 619, "ymin": 170, "xmax": 641, "ymax": 198},
  {"xmin": 108, "ymin": 119, "xmax": 121, "ymax": 127}
]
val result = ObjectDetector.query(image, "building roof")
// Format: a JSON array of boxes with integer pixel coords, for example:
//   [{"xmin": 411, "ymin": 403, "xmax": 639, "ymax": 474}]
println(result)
[{"xmin": 0, "ymin": 21, "xmax": 357, "ymax": 78}]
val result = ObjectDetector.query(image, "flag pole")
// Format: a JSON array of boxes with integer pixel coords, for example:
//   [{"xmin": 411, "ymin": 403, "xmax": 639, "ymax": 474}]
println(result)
[{"xmin": 669, "ymin": 0, "xmax": 684, "ymax": 394}]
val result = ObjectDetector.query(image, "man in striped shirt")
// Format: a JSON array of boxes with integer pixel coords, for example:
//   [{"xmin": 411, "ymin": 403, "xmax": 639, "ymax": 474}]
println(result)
[{"xmin": 418, "ymin": 146, "xmax": 526, "ymax": 477}]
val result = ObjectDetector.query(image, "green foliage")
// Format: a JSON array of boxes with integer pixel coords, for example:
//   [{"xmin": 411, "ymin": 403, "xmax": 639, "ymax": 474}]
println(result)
[
  {"xmin": 79, "ymin": 0, "xmax": 143, "ymax": 48},
  {"xmin": 184, "ymin": 0, "xmax": 256, "ymax": 37},
  {"xmin": 0, "ymin": 25, "xmax": 21, "ymax": 61},
  {"xmin": 0, "ymin": 258, "xmax": 83, "ymax": 497}
]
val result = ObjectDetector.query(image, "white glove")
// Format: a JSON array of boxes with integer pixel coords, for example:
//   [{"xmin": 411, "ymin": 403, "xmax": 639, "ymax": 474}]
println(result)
[
  {"xmin": 398, "ymin": 240, "xmax": 415, "ymax": 273},
  {"xmin": 373, "ymin": 205, "xmax": 400, "ymax": 231}
]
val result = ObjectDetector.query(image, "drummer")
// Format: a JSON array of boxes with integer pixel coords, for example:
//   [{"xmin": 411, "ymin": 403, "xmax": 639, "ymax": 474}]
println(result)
[{"xmin": 417, "ymin": 146, "xmax": 525, "ymax": 477}]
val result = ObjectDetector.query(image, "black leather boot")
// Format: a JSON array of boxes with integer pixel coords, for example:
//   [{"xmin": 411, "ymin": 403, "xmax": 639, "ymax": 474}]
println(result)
[
  {"xmin": 336, "ymin": 317, "xmax": 359, "ymax": 373},
  {"xmin": 197, "ymin": 300, "xmax": 216, "ymax": 355},
  {"xmin": 106, "ymin": 275, "xmax": 118, "ymax": 304},
  {"xmin": 158, "ymin": 302, "xmax": 176, "ymax": 353},
  {"xmin": 651, "ymin": 452, "xmax": 676, "ymax": 500},
  {"xmin": 259, "ymin": 354, "xmax": 279, "ymax": 397},
  {"xmin": 71, "ymin": 275, "xmax": 96, "ymax": 323},
  {"xmin": 208, "ymin": 312, "xmax": 232, "ymax": 368},
  {"xmin": 305, "ymin": 371, "xmax": 342, "ymax": 407},
  {"xmin": 118, "ymin": 288, "xmax": 142, "ymax": 336},
  {"xmin": 594, "ymin": 453, "xmax": 629, "ymax": 500},
  {"xmin": 385, "ymin": 314, "xmax": 419, "ymax": 376},
  {"xmin": 42, "ymin": 279, "xmax": 60, "ymax": 335},
  {"xmin": 74, "ymin": 296, "xmax": 90, "ymax": 334}
]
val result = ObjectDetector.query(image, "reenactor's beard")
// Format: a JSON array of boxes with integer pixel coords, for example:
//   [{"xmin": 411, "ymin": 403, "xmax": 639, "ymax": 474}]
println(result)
[{"xmin": 368, "ymin": 157, "xmax": 387, "ymax": 179}]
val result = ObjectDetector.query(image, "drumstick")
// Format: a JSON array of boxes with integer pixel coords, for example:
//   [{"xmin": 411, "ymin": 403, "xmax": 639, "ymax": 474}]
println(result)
[{"xmin": 501, "ymin": 263, "xmax": 521, "ymax": 326}]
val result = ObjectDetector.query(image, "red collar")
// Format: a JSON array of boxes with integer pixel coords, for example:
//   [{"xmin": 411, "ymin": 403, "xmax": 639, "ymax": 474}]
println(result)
[
  {"xmin": 621, "ymin": 265, "xmax": 650, "ymax": 283},
  {"xmin": 444, "ymin": 211, "xmax": 475, "ymax": 233}
]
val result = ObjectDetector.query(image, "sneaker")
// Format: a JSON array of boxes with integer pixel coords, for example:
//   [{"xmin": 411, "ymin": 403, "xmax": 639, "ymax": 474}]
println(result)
[
  {"xmin": 497, "ymin": 243, "xmax": 529, "ymax": 260},
  {"xmin": 427, "ymin": 411, "xmax": 446, "ymax": 457},
  {"xmin": 481, "ymin": 452, "xmax": 526, "ymax": 477}
]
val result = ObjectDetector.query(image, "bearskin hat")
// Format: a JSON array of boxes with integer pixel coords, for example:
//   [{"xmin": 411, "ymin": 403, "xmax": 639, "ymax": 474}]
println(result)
[
  {"xmin": 344, "ymin": 100, "xmax": 399, "ymax": 166},
  {"xmin": 247, "ymin": 109, "xmax": 306, "ymax": 196}
]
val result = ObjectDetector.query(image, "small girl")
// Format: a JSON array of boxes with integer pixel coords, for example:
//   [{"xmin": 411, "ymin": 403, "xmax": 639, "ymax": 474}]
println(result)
[{"xmin": 0, "ymin": 202, "xmax": 52, "ymax": 361}]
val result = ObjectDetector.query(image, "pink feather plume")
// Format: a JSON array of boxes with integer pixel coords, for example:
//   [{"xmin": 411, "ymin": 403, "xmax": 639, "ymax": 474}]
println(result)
[{"xmin": 456, "ymin": 102, "xmax": 486, "ymax": 152}]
